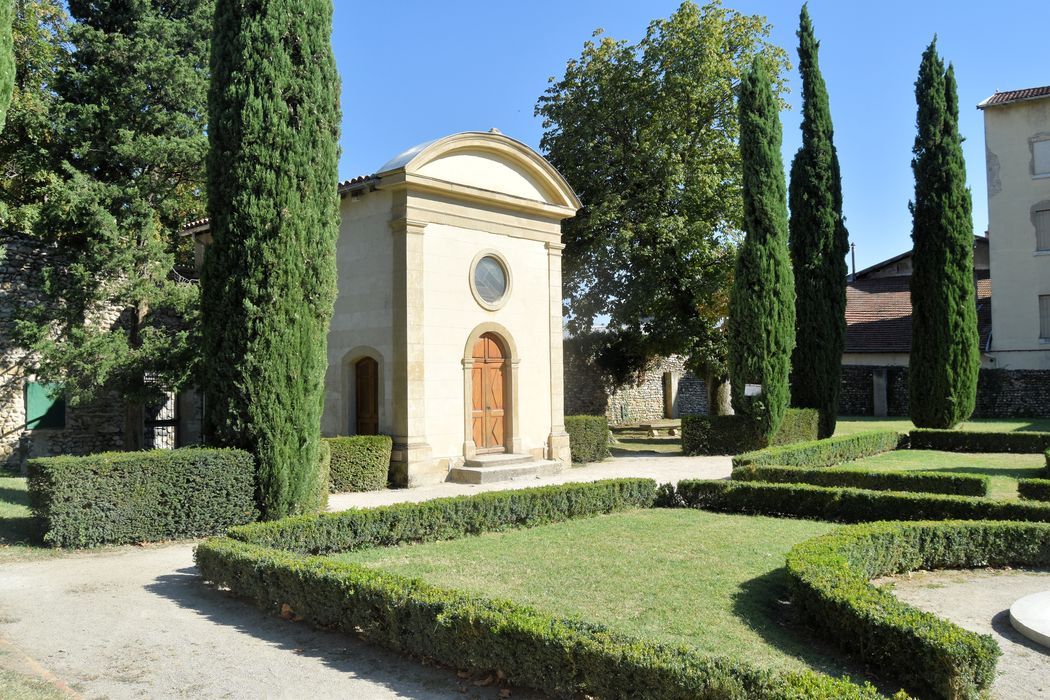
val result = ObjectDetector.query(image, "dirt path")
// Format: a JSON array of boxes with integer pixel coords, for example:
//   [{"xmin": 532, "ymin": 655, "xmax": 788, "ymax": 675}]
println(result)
[
  {"xmin": 882, "ymin": 568, "xmax": 1050, "ymax": 699},
  {"xmin": 0, "ymin": 544, "xmax": 540, "ymax": 699}
]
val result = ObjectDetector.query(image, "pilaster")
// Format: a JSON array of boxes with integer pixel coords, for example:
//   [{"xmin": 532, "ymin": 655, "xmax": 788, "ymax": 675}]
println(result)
[{"xmin": 546, "ymin": 242, "xmax": 571, "ymax": 465}]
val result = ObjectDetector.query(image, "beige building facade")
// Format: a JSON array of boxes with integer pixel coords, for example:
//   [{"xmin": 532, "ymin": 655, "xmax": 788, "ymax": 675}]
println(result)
[{"xmin": 979, "ymin": 86, "xmax": 1050, "ymax": 369}]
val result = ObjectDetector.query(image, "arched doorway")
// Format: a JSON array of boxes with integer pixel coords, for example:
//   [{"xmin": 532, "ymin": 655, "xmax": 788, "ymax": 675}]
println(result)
[
  {"xmin": 471, "ymin": 333, "xmax": 507, "ymax": 453},
  {"xmin": 355, "ymin": 357, "xmax": 379, "ymax": 435}
]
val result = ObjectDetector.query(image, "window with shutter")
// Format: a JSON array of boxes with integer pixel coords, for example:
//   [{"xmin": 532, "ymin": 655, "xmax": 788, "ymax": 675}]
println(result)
[
  {"xmin": 1035, "ymin": 209, "xmax": 1050, "ymax": 251},
  {"xmin": 1036, "ymin": 140, "xmax": 1050, "ymax": 177},
  {"xmin": 1040, "ymin": 295, "xmax": 1050, "ymax": 340}
]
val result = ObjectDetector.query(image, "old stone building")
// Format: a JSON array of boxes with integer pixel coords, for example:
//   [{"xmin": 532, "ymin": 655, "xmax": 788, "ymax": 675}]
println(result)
[{"xmin": 0, "ymin": 235, "xmax": 202, "ymax": 470}]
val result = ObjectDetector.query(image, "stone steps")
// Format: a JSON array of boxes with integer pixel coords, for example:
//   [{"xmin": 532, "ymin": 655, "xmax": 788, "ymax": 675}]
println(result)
[{"xmin": 447, "ymin": 454, "xmax": 564, "ymax": 484}]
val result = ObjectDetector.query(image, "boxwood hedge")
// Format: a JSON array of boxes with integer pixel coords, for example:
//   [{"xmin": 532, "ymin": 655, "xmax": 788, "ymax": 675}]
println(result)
[
  {"xmin": 681, "ymin": 408, "xmax": 819, "ymax": 456},
  {"xmin": 732, "ymin": 431, "xmax": 903, "ymax": 468},
  {"xmin": 565, "ymin": 415, "xmax": 610, "ymax": 463},
  {"xmin": 195, "ymin": 537, "xmax": 888, "ymax": 699},
  {"xmin": 196, "ymin": 477, "xmax": 891, "ymax": 699},
  {"xmin": 909, "ymin": 429, "xmax": 1050, "ymax": 454},
  {"xmin": 731, "ymin": 465, "xmax": 988, "ymax": 497},
  {"xmin": 787, "ymin": 521, "xmax": 1050, "ymax": 699},
  {"xmin": 324, "ymin": 435, "xmax": 391, "ymax": 492},
  {"xmin": 227, "ymin": 478, "xmax": 659, "ymax": 554},
  {"xmin": 28, "ymin": 448, "xmax": 257, "ymax": 548},
  {"xmin": 1018, "ymin": 478, "xmax": 1050, "ymax": 502},
  {"xmin": 676, "ymin": 479, "xmax": 1050, "ymax": 524}
]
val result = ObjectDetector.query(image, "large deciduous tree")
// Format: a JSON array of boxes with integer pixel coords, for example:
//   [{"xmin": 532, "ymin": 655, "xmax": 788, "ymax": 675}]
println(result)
[
  {"xmin": 908, "ymin": 40, "xmax": 979, "ymax": 428},
  {"xmin": 728, "ymin": 57, "xmax": 795, "ymax": 439},
  {"xmin": 536, "ymin": 1, "xmax": 788, "ymax": 411},
  {"xmin": 787, "ymin": 5, "xmax": 848, "ymax": 438},
  {"xmin": 0, "ymin": 0, "xmax": 13, "ymax": 132},
  {"xmin": 13, "ymin": 0, "xmax": 211, "ymax": 449},
  {"xmin": 202, "ymin": 0, "xmax": 341, "ymax": 519}
]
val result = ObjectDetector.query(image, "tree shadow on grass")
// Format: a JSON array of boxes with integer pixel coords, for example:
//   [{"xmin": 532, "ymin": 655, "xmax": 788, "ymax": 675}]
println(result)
[
  {"xmin": 915, "ymin": 465, "xmax": 1045, "ymax": 480},
  {"xmin": 146, "ymin": 567, "xmax": 543, "ymax": 700},
  {"xmin": 731, "ymin": 569, "xmax": 905, "ymax": 694}
]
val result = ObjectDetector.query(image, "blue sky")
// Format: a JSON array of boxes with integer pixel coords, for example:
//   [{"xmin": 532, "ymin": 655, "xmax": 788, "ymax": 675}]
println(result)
[{"xmin": 332, "ymin": 1, "xmax": 1048, "ymax": 271}]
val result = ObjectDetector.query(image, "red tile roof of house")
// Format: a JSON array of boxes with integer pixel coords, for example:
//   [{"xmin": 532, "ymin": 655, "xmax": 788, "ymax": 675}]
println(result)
[
  {"xmin": 845, "ymin": 271, "xmax": 991, "ymax": 354},
  {"xmin": 978, "ymin": 85, "xmax": 1050, "ymax": 109}
]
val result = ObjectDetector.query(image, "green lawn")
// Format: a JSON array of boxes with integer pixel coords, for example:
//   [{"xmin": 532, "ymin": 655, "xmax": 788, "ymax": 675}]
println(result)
[
  {"xmin": 0, "ymin": 471, "xmax": 64, "ymax": 562},
  {"xmin": 840, "ymin": 450, "xmax": 1046, "ymax": 500},
  {"xmin": 335, "ymin": 509, "xmax": 866, "ymax": 678},
  {"xmin": 836, "ymin": 417, "xmax": 1050, "ymax": 436},
  {"xmin": 609, "ymin": 427, "xmax": 682, "ymax": 456}
]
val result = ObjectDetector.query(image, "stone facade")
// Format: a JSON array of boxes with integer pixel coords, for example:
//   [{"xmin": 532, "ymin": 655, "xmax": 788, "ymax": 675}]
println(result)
[
  {"xmin": 840, "ymin": 364, "xmax": 1050, "ymax": 418},
  {"xmin": 564, "ymin": 353, "xmax": 708, "ymax": 425},
  {"xmin": 1, "ymin": 235, "xmax": 202, "ymax": 470}
]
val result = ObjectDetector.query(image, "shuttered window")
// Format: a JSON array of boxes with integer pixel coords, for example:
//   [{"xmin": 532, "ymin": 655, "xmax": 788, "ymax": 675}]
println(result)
[
  {"xmin": 24, "ymin": 382, "xmax": 66, "ymax": 430},
  {"xmin": 1036, "ymin": 209, "xmax": 1050, "ymax": 251},
  {"xmin": 1037, "ymin": 140, "xmax": 1050, "ymax": 177},
  {"xmin": 1041, "ymin": 295, "xmax": 1050, "ymax": 340}
]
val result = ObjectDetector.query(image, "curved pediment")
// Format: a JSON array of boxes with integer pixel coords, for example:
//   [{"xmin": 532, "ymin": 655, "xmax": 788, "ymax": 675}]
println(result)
[{"xmin": 377, "ymin": 132, "xmax": 581, "ymax": 211}]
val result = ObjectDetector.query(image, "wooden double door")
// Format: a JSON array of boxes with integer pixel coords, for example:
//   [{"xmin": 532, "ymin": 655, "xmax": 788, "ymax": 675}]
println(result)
[
  {"xmin": 355, "ymin": 357, "xmax": 379, "ymax": 435},
  {"xmin": 471, "ymin": 333, "xmax": 507, "ymax": 453}
]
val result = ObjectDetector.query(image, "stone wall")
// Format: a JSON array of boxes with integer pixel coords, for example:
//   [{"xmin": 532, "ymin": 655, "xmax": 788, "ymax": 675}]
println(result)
[
  {"xmin": 564, "ymin": 353, "xmax": 708, "ymax": 425},
  {"xmin": 1, "ymin": 235, "xmax": 202, "ymax": 470},
  {"xmin": 839, "ymin": 364, "xmax": 1050, "ymax": 419}
]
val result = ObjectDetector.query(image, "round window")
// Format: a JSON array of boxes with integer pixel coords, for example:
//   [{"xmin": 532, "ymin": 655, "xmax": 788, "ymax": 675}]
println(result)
[{"xmin": 473, "ymin": 255, "xmax": 508, "ymax": 304}]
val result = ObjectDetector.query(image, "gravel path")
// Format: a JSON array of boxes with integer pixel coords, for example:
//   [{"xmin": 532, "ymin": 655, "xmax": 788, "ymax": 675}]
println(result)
[
  {"xmin": 882, "ymin": 568, "xmax": 1050, "ymax": 699},
  {"xmin": 328, "ymin": 453, "xmax": 731, "ymax": 510}
]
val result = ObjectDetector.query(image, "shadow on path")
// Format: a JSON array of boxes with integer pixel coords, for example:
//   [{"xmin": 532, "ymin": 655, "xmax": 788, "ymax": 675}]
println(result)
[
  {"xmin": 991, "ymin": 609, "xmax": 1050, "ymax": 659},
  {"xmin": 146, "ymin": 566, "xmax": 543, "ymax": 700}
]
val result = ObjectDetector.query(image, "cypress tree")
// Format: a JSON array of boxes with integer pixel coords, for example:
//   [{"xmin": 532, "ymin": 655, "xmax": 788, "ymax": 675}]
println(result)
[
  {"xmin": 729, "ymin": 57, "xmax": 796, "ymax": 440},
  {"xmin": 202, "ymin": 0, "xmax": 341, "ymax": 518},
  {"xmin": 788, "ymin": 5, "xmax": 849, "ymax": 438},
  {"xmin": 908, "ymin": 40, "xmax": 979, "ymax": 428},
  {"xmin": 0, "ymin": 0, "xmax": 13, "ymax": 132}
]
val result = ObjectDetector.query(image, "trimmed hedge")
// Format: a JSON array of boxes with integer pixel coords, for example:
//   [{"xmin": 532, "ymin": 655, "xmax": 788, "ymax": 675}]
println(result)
[
  {"xmin": 1018, "ymin": 478, "xmax": 1050, "ymax": 502},
  {"xmin": 228, "ymin": 479, "xmax": 659, "ymax": 554},
  {"xmin": 677, "ymin": 479, "xmax": 1050, "ymax": 523},
  {"xmin": 732, "ymin": 430, "xmax": 902, "ymax": 468},
  {"xmin": 195, "ymin": 537, "xmax": 887, "ymax": 700},
  {"xmin": 787, "ymin": 521, "xmax": 1050, "ymax": 699},
  {"xmin": 1045, "ymin": 448, "xmax": 1049, "ymax": 477},
  {"xmin": 565, "ymin": 415, "xmax": 610, "ymax": 463},
  {"xmin": 314, "ymin": 440, "xmax": 331, "ymax": 509},
  {"xmin": 324, "ymin": 435, "xmax": 391, "ymax": 492},
  {"xmin": 681, "ymin": 408, "xmax": 820, "ymax": 456},
  {"xmin": 731, "ymin": 465, "xmax": 988, "ymax": 497},
  {"xmin": 910, "ymin": 429, "xmax": 1050, "ymax": 454},
  {"xmin": 27, "ymin": 448, "xmax": 257, "ymax": 548}
]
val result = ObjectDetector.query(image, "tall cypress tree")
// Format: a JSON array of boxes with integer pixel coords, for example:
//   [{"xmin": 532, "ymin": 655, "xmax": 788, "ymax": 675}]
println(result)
[
  {"xmin": 0, "ymin": 0, "xmax": 12, "ymax": 132},
  {"xmin": 729, "ymin": 57, "xmax": 796, "ymax": 440},
  {"xmin": 203, "ymin": 0, "xmax": 341, "ymax": 518},
  {"xmin": 908, "ymin": 40, "xmax": 979, "ymax": 428},
  {"xmin": 788, "ymin": 5, "xmax": 849, "ymax": 438}
]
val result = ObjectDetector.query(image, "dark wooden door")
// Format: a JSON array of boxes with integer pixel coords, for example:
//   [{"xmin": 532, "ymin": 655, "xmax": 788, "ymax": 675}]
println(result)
[
  {"xmin": 471, "ymin": 334, "xmax": 505, "ymax": 452},
  {"xmin": 355, "ymin": 357, "xmax": 379, "ymax": 435}
]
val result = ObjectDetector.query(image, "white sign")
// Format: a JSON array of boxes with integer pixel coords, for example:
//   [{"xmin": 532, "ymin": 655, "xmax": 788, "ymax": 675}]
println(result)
[{"xmin": 744, "ymin": 384, "xmax": 763, "ymax": 397}]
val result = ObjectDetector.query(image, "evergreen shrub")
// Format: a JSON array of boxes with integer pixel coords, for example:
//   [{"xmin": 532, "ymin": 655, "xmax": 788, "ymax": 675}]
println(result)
[
  {"xmin": 227, "ymin": 479, "xmax": 658, "ymax": 555},
  {"xmin": 324, "ymin": 435, "xmax": 391, "ymax": 492},
  {"xmin": 28, "ymin": 448, "xmax": 257, "ymax": 547},
  {"xmin": 731, "ymin": 465, "xmax": 987, "ymax": 497},
  {"xmin": 195, "ymin": 536, "xmax": 887, "ymax": 700},
  {"xmin": 787, "ymin": 521, "xmax": 1050, "ymax": 699},
  {"xmin": 565, "ymin": 415, "xmax": 610, "ymax": 463},
  {"xmin": 1018, "ymin": 479, "xmax": 1050, "ymax": 502},
  {"xmin": 677, "ymin": 480, "xmax": 1050, "ymax": 524},
  {"xmin": 732, "ymin": 430, "xmax": 902, "ymax": 468},
  {"xmin": 909, "ymin": 429, "xmax": 1050, "ymax": 454},
  {"xmin": 681, "ymin": 408, "xmax": 819, "ymax": 455}
]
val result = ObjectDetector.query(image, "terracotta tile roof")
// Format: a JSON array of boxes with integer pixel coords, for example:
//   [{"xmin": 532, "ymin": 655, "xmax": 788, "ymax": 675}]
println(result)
[
  {"xmin": 845, "ymin": 271, "xmax": 991, "ymax": 354},
  {"xmin": 180, "ymin": 175, "xmax": 379, "ymax": 233},
  {"xmin": 978, "ymin": 85, "xmax": 1050, "ymax": 109}
]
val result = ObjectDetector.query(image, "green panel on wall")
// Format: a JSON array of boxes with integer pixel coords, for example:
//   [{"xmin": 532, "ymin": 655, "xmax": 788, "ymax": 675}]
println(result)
[{"xmin": 25, "ymin": 382, "xmax": 65, "ymax": 430}]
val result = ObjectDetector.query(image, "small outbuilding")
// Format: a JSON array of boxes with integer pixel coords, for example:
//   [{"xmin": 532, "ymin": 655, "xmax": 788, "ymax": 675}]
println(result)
[{"xmin": 192, "ymin": 131, "xmax": 581, "ymax": 486}]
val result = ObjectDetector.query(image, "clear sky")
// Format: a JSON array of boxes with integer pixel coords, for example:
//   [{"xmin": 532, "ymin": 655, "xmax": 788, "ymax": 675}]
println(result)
[{"xmin": 331, "ymin": 0, "xmax": 1048, "ymax": 272}]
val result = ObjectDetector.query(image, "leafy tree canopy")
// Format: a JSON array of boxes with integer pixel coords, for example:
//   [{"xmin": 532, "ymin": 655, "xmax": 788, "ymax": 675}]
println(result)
[
  {"xmin": 536, "ymin": 0, "xmax": 789, "ymax": 387},
  {"xmin": 0, "ymin": 0, "xmax": 13, "ymax": 132}
]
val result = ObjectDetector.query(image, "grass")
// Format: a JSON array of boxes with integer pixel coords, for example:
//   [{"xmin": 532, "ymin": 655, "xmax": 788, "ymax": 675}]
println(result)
[
  {"xmin": 608, "ymin": 427, "xmax": 682, "ymax": 456},
  {"xmin": 840, "ymin": 450, "xmax": 1046, "ymax": 500},
  {"xmin": 836, "ymin": 416, "xmax": 1050, "ymax": 436},
  {"xmin": 0, "ymin": 669, "xmax": 67, "ymax": 700},
  {"xmin": 0, "ymin": 471, "xmax": 67, "ymax": 562},
  {"xmin": 334, "ymin": 508, "xmax": 867, "ymax": 678}
]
